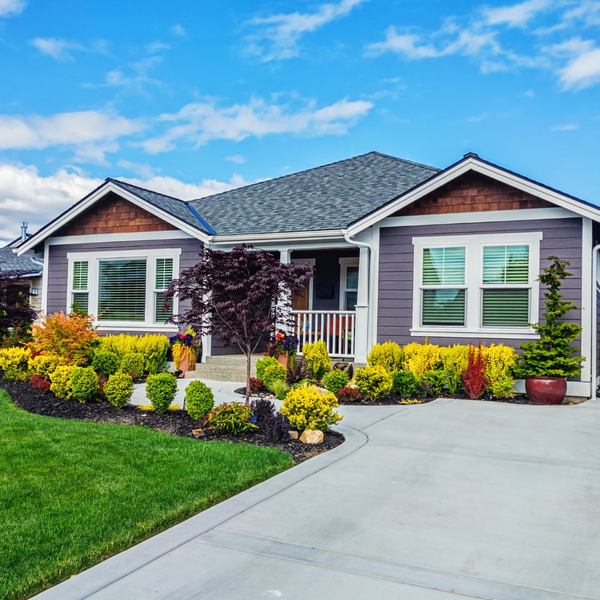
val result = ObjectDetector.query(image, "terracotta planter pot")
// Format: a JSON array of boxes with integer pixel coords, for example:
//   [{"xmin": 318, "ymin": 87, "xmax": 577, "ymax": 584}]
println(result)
[
  {"xmin": 176, "ymin": 347, "xmax": 196, "ymax": 377},
  {"xmin": 277, "ymin": 352, "xmax": 290, "ymax": 370},
  {"xmin": 525, "ymin": 376, "xmax": 567, "ymax": 405}
]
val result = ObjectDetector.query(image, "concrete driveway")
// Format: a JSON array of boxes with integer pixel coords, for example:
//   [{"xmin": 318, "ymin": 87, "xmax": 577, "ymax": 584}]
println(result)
[{"xmin": 37, "ymin": 398, "xmax": 600, "ymax": 600}]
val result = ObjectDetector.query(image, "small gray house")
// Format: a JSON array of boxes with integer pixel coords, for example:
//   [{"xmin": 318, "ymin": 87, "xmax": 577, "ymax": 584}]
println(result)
[{"xmin": 16, "ymin": 151, "xmax": 600, "ymax": 398}]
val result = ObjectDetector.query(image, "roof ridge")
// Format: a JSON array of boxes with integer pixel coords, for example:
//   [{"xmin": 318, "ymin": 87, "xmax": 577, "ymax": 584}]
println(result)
[
  {"xmin": 189, "ymin": 150, "xmax": 426, "ymax": 204},
  {"xmin": 369, "ymin": 151, "xmax": 441, "ymax": 172},
  {"xmin": 108, "ymin": 177, "xmax": 188, "ymax": 204}
]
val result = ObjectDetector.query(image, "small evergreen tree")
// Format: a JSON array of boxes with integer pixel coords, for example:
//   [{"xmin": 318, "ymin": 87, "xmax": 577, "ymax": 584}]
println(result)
[{"xmin": 518, "ymin": 256, "xmax": 583, "ymax": 378}]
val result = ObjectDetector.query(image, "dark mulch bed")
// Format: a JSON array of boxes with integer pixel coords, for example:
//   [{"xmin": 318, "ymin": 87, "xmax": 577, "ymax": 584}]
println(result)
[{"xmin": 1, "ymin": 380, "xmax": 344, "ymax": 464}]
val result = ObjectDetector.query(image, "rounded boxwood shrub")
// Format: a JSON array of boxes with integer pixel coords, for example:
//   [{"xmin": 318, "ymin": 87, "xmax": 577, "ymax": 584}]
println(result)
[
  {"xmin": 354, "ymin": 365, "xmax": 392, "ymax": 402},
  {"xmin": 49, "ymin": 365, "xmax": 77, "ymax": 400},
  {"xmin": 256, "ymin": 356, "xmax": 279, "ymax": 381},
  {"xmin": 321, "ymin": 369, "xmax": 349, "ymax": 394},
  {"xmin": 71, "ymin": 367, "xmax": 99, "ymax": 403},
  {"xmin": 120, "ymin": 352, "xmax": 145, "ymax": 379},
  {"xmin": 280, "ymin": 386, "xmax": 343, "ymax": 432},
  {"xmin": 104, "ymin": 371, "xmax": 134, "ymax": 409},
  {"xmin": 262, "ymin": 363, "xmax": 286, "ymax": 388},
  {"xmin": 391, "ymin": 370, "xmax": 420, "ymax": 398},
  {"xmin": 146, "ymin": 372, "xmax": 178, "ymax": 413},
  {"xmin": 92, "ymin": 350, "xmax": 120, "ymax": 376},
  {"xmin": 185, "ymin": 380, "xmax": 214, "ymax": 420}
]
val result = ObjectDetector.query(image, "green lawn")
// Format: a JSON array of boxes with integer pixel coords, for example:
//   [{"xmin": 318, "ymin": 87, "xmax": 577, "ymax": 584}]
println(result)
[{"xmin": 0, "ymin": 390, "xmax": 293, "ymax": 599}]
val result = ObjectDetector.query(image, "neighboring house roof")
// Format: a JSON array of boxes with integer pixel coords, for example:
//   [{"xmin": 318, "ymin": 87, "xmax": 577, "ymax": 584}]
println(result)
[
  {"xmin": 189, "ymin": 152, "xmax": 440, "ymax": 235},
  {"xmin": 0, "ymin": 243, "xmax": 42, "ymax": 276},
  {"xmin": 108, "ymin": 179, "xmax": 215, "ymax": 235}
]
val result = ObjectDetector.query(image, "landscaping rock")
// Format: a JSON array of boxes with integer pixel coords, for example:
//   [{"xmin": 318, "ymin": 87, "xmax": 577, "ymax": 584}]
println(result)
[
  {"xmin": 289, "ymin": 430, "xmax": 299, "ymax": 440},
  {"xmin": 299, "ymin": 429, "xmax": 324, "ymax": 445},
  {"xmin": 191, "ymin": 428, "xmax": 204, "ymax": 437}
]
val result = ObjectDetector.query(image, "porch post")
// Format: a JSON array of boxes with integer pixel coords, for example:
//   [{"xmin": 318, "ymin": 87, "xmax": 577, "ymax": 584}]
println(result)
[
  {"xmin": 354, "ymin": 246, "xmax": 369, "ymax": 364},
  {"xmin": 279, "ymin": 249, "xmax": 292, "ymax": 333}
]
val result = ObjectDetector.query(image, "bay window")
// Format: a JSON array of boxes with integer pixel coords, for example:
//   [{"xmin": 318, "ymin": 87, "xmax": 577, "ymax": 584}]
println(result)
[
  {"xmin": 67, "ymin": 249, "xmax": 180, "ymax": 330},
  {"xmin": 412, "ymin": 232, "xmax": 541, "ymax": 337}
]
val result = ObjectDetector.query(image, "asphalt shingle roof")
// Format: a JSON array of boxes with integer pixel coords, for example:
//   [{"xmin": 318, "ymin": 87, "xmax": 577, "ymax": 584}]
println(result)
[
  {"xmin": 108, "ymin": 179, "xmax": 214, "ymax": 235},
  {"xmin": 188, "ymin": 152, "xmax": 440, "ymax": 235},
  {"xmin": 0, "ymin": 243, "xmax": 41, "ymax": 275}
]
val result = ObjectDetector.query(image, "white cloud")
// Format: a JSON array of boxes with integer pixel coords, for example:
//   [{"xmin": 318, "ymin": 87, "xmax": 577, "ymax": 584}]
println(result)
[
  {"xmin": 0, "ymin": 111, "xmax": 144, "ymax": 151},
  {"xmin": 0, "ymin": 163, "xmax": 251, "ymax": 244},
  {"xmin": 558, "ymin": 43, "xmax": 600, "ymax": 89},
  {"xmin": 146, "ymin": 41, "xmax": 170, "ymax": 54},
  {"xmin": 170, "ymin": 24, "xmax": 187, "ymax": 37},
  {"xmin": 225, "ymin": 154, "xmax": 246, "ymax": 164},
  {"xmin": 483, "ymin": 0, "xmax": 551, "ymax": 27},
  {"xmin": 466, "ymin": 112, "xmax": 489, "ymax": 122},
  {"xmin": 29, "ymin": 38, "xmax": 83, "ymax": 61},
  {"xmin": 245, "ymin": 0, "xmax": 368, "ymax": 62},
  {"xmin": 524, "ymin": 89, "xmax": 536, "ymax": 97},
  {"xmin": 0, "ymin": 0, "xmax": 25, "ymax": 18},
  {"xmin": 141, "ymin": 96, "xmax": 373, "ymax": 153},
  {"xmin": 551, "ymin": 123, "xmax": 579, "ymax": 130}
]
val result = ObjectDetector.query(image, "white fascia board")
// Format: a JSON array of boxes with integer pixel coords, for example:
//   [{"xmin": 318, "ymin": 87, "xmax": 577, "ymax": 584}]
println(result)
[
  {"xmin": 17, "ymin": 182, "xmax": 210, "ymax": 256},
  {"xmin": 347, "ymin": 157, "xmax": 600, "ymax": 236},
  {"xmin": 47, "ymin": 230, "xmax": 193, "ymax": 246},
  {"xmin": 211, "ymin": 229, "xmax": 345, "ymax": 245}
]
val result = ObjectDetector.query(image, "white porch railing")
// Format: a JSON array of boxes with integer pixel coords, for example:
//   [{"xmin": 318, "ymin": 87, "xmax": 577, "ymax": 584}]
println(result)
[{"xmin": 292, "ymin": 310, "xmax": 356, "ymax": 359}]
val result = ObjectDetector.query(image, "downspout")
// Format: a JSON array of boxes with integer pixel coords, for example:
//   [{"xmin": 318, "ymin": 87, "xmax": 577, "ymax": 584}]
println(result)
[
  {"xmin": 343, "ymin": 230, "xmax": 375, "ymax": 362},
  {"xmin": 591, "ymin": 244, "xmax": 600, "ymax": 400}
]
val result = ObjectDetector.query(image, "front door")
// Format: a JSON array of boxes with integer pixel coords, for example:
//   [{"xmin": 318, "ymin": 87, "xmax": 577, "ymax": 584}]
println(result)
[{"xmin": 291, "ymin": 258, "xmax": 315, "ymax": 310}]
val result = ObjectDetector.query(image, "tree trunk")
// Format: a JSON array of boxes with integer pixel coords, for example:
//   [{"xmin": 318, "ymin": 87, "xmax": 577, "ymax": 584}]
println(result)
[{"xmin": 245, "ymin": 345, "xmax": 252, "ymax": 404}]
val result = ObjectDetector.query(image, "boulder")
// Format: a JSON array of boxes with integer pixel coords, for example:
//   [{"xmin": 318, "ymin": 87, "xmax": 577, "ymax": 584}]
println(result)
[
  {"xmin": 299, "ymin": 429, "xmax": 324, "ymax": 445},
  {"xmin": 289, "ymin": 430, "xmax": 299, "ymax": 440}
]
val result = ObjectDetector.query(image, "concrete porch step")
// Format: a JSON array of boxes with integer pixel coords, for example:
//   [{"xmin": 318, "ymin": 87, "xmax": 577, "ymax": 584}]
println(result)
[{"xmin": 186, "ymin": 354, "xmax": 264, "ymax": 382}]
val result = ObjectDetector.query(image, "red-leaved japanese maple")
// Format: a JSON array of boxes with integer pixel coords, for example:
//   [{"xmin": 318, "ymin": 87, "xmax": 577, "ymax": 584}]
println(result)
[{"xmin": 165, "ymin": 245, "xmax": 313, "ymax": 402}]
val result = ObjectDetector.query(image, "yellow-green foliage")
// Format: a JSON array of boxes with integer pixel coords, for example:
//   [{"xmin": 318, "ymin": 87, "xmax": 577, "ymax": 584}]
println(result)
[
  {"xmin": 105, "ymin": 372, "xmax": 134, "ymax": 409},
  {"xmin": 484, "ymin": 344, "xmax": 516, "ymax": 398},
  {"xmin": 302, "ymin": 340, "xmax": 331, "ymax": 380},
  {"xmin": 50, "ymin": 365, "xmax": 77, "ymax": 399},
  {"xmin": 403, "ymin": 342, "xmax": 441, "ymax": 380},
  {"xmin": 354, "ymin": 364, "xmax": 393, "ymax": 401},
  {"xmin": 0, "ymin": 347, "xmax": 31, "ymax": 381},
  {"xmin": 98, "ymin": 334, "xmax": 170, "ymax": 373},
  {"xmin": 256, "ymin": 356, "xmax": 279, "ymax": 381},
  {"xmin": 261, "ymin": 362, "xmax": 286, "ymax": 388},
  {"xmin": 28, "ymin": 354, "xmax": 60, "ymax": 379},
  {"xmin": 439, "ymin": 345, "xmax": 470, "ymax": 393},
  {"xmin": 281, "ymin": 386, "xmax": 343, "ymax": 432},
  {"xmin": 367, "ymin": 341, "xmax": 403, "ymax": 373}
]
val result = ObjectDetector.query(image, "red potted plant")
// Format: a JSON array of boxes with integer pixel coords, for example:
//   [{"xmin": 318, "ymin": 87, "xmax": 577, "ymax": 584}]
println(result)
[
  {"xmin": 518, "ymin": 257, "xmax": 583, "ymax": 404},
  {"xmin": 267, "ymin": 331, "xmax": 300, "ymax": 369}
]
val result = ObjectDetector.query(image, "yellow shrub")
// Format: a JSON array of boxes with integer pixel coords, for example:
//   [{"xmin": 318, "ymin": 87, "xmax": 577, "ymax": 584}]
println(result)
[
  {"xmin": 281, "ymin": 386, "xmax": 343, "ymax": 431},
  {"xmin": 403, "ymin": 342, "xmax": 441, "ymax": 380},
  {"xmin": 50, "ymin": 365, "xmax": 77, "ymax": 399},
  {"xmin": 483, "ymin": 344, "xmax": 516, "ymax": 398},
  {"xmin": 28, "ymin": 354, "xmax": 60, "ymax": 378},
  {"xmin": 367, "ymin": 341, "xmax": 403, "ymax": 373},
  {"xmin": 98, "ymin": 334, "xmax": 170, "ymax": 374},
  {"xmin": 0, "ymin": 347, "xmax": 31, "ymax": 381},
  {"xmin": 354, "ymin": 365, "xmax": 393, "ymax": 401},
  {"xmin": 302, "ymin": 340, "xmax": 331, "ymax": 380},
  {"xmin": 439, "ymin": 345, "xmax": 470, "ymax": 393}
]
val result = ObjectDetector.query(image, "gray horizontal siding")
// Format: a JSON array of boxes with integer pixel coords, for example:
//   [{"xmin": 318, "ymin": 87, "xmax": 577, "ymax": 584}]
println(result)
[
  {"xmin": 377, "ymin": 217, "xmax": 583, "ymax": 352},
  {"xmin": 47, "ymin": 237, "xmax": 202, "ymax": 335}
]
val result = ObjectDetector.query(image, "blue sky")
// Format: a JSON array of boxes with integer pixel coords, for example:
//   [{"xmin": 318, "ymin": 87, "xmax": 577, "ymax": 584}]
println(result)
[{"xmin": 0, "ymin": 0, "xmax": 599, "ymax": 242}]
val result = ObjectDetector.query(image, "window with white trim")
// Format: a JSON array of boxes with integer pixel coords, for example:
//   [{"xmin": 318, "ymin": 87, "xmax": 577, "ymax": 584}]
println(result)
[
  {"xmin": 412, "ymin": 232, "xmax": 541, "ymax": 337},
  {"xmin": 339, "ymin": 258, "xmax": 359, "ymax": 311},
  {"xmin": 67, "ymin": 249, "xmax": 180, "ymax": 329}
]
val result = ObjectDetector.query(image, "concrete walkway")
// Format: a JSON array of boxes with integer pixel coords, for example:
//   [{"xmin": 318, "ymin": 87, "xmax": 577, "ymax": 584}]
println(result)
[{"xmin": 36, "ymin": 398, "xmax": 600, "ymax": 600}]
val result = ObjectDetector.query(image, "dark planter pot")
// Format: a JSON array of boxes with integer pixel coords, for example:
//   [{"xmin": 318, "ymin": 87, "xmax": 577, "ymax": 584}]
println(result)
[{"xmin": 525, "ymin": 376, "xmax": 567, "ymax": 405}]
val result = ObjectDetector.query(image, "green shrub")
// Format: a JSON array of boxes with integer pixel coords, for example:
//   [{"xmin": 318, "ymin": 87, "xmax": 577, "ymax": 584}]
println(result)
[
  {"xmin": 302, "ymin": 340, "xmax": 331, "ymax": 380},
  {"xmin": 28, "ymin": 354, "xmax": 59, "ymax": 378},
  {"xmin": 354, "ymin": 365, "xmax": 392, "ymax": 402},
  {"xmin": 146, "ymin": 372, "xmax": 178, "ymax": 413},
  {"xmin": 321, "ymin": 369, "xmax": 349, "ymax": 394},
  {"xmin": 391, "ymin": 370, "xmax": 420, "ymax": 398},
  {"xmin": 267, "ymin": 378, "xmax": 289, "ymax": 400},
  {"xmin": 71, "ymin": 367, "xmax": 99, "ymax": 403},
  {"xmin": 120, "ymin": 352, "xmax": 145, "ymax": 378},
  {"xmin": 256, "ymin": 356, "xmax": 279, "ymax": 381},
  {"xmin": 104, "ymin": 371, "xmax": 134, "ymax": 409},
  {"xmin": 49, "ymin": 365, "xmax": 77, "ymax": 400},
  {"xmin": 0, "ymin": 347, "xmax": 31, "ymax": 381},
  {"xmin": 185, "ymin": 381, "xmax": 214, "ymax": 420},
  {"xmin": 92, "ymin": 350, "xmax": 120, "ymax": 376},
  {"xmin": 262, "ymin": 363, "xmax": 287, "ymax": 388},
  {"xmin": 367, "ymin": 341, "xmax": 403, "ymax": 373},
  {"xmin": 281, "ymin": 386, "xmax": 343, "ymax": 432},
  {"xmin": 98, "ymin": 334, "xmax": 170, "ymax": 373},
  {"xmin": 422, "ymin": 369, "xmax": 446, "ymax": 396},
  {"xmin": 204, "ymin": 402, "xmax": 257, "ymax": 435}
]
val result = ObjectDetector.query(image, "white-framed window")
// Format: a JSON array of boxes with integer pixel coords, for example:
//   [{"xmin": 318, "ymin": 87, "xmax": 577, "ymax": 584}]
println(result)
[
  {"xmin": 67, "ymin": 249, "xmax": 180, "ymax": 331},
  {"xmin": 412, "ymin": 232, "xmax": 541, "ymax": 338},
  {"xmin": 339, "ymin": 257, "xmax": 359, "ymax": 311}
]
